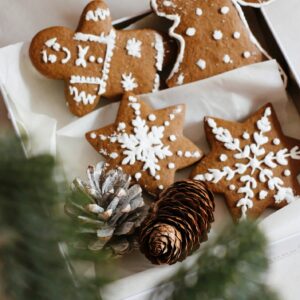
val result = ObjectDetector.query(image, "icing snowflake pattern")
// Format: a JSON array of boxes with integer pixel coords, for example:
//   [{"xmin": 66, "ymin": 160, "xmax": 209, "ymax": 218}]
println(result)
[
  {"xmin": 126, "ymin": 38, "xmax": 142, "ymax": 58},
  {"xmin": 194, "ymin": 107, "xmax": 300, "ymax": 220},
  {"xmin": 121, "ymin": 73, "xmax": 138, "ymax": 91},
  {"xmin": 102, "ymin": 98, "xmax": 173, "ymax": 177}
]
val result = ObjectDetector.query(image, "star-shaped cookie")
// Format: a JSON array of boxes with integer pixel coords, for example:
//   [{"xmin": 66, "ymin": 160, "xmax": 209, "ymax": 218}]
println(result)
[
  {"xmin": 86, "ymin": 93, "xmax": 203, "ymax": 196},
  {"xmin": 191, "ymin": 103, "xmax": 300, "ymax": 221}
]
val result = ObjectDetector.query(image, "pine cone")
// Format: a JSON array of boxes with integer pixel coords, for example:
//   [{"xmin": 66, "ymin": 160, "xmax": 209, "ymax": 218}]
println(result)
[
  {"xmin": 65, "ymin": 162, "xmax": 149, "ymax": 256},
  {"xmin": 139, "ymin": 180, "xmax": 215, "ymax": 265}
]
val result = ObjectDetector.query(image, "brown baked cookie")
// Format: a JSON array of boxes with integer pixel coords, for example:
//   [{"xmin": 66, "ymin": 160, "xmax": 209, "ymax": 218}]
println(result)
[
  {"xmin": 86, "ymin": 93, "xmax": 203, "ymax": 196},
  {"xmin": 30, "ymin": 0, "xmax": 168, "ymax": 117},
  {"xmin": 191, "ymin": 103, "xmax": 300, "ymax": 222},
  {"xmin": 151, "ymin": 0, "xmax": 273, "ymax": 87}
]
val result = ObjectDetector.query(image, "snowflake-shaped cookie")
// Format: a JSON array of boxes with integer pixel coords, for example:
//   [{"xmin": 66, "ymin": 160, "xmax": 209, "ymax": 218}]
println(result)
[
  {"xmin": 191, "ymin": 104, "xmax": 300, "ymax": 221},
  {"xmin": 86, "ymin": 93, "xmax": 203, "ymax": 196}
]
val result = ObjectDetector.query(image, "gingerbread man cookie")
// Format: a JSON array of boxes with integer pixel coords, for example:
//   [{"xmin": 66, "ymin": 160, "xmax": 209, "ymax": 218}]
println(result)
[
  {"xmin": 191, "ymin": 104, "xmax": 300, "ymax": 221},
  {"xmin": 151, "ymin": 0, "xmax": 274, "ymax": 87},
  {"xmin": 86, "ymin": 93, "xmax": 203, "ymax": 196},
  {"xmin": 30, "ymin": 1, "xmax": 168, "ymax": 117}
]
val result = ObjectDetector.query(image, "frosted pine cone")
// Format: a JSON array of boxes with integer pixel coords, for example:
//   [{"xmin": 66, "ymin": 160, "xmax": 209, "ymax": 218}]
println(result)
[
  {"xmin": 139, "ymin": 180, "xmax": 215, "ymax": 265},
  {"xmin": 65, "ymin": 162, "xmax": 148, "ymax": 256}
]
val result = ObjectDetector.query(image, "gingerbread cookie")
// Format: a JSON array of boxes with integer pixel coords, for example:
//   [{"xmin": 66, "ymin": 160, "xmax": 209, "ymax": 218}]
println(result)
[
  {"xmin": 191, "ymin": 104, "xmax": 300, "ymax": 221},
  {"xmin": 30, "ymin": 0, "xmax": 168, "ymax": 117},
  {"xmin": 86, "ymin": 93, "xmax": 203, "ymax": 196},
  {"xmin": 151, "ymin": 0, "xmax": 274, "ymax": 87}
]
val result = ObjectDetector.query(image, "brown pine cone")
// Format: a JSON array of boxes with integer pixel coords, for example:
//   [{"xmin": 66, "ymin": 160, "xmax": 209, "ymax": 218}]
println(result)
[{"xmin": 139, "ymin": 180, "xmax": 215, "ymax": 265}]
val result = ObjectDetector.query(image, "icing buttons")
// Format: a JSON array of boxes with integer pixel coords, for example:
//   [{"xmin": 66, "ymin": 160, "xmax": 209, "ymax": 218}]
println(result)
[
  {"xmin": 223, "ymin": 54, "xmax": 232, "ymax": 64},
  {"xmin": 243, "ymin": 51, "xmax": 251, "ymax": 59},
  {"xmin": 213, "ymin": 30, "xmax": 223, "ymax": 41},
  {"xmin": 233, "ymin": 31, "xmax": 241, "ymax": 39},
  {"xmin": 168, "ymin": 163, "xmax": 175, "ymax": 169},
  {"xmin": 196, "ymin": 8, "xmax": 203, "ymax": 16},
  {"xmin": 186, "ymin": 27, "xmax": 196, "ymax": 36},
  {"xmin": 148, "ymin": 114, "xmax": 157, "ymax": 122},
  {"xmin": 220, "ymin": 6, "xmax": 230, "ymax": 15},
  {"xmin": 284, "ymin": 170, "xmax": 291, "ymax": 177},
  {"xmin": 197, "ymin": 59, "xmax": 206, "ymax": 70}
]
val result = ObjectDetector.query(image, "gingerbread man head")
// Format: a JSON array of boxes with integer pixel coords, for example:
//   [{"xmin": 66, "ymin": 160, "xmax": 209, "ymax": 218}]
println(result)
[
  {"xmin": 151, "ymin": 0, "xmax": 275, "ymax": 87},
  {"xmin": 30, "ymin": 1, "xmax": 167, "ymax": 117}
]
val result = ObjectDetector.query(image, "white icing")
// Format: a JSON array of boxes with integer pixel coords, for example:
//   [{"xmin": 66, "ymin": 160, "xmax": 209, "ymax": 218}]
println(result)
[
  {"xmin": 196, "ymin": 8, "xmax": 203, "ymax": 16},
  {"xmin": 220, "ymin": 154, "xmax": 228, "ymax": 162},
  {"xmin": 135, "ymin": 173, "xmax": 142, "ymax": 180},
  {"xmin": 151, "ymin": 0, "xmax": 185, "ymax": 80},
  {"xmin": 284, "ymin": 170, "xmax": 291, "ymax": 177},
  {"xmin": 69, "ymin": 86, "xmax": 96, "ymax": 105},
  {"xmin": 152, "ymin": 74, "xmax": 160, "ymax": 93},
  {"xmin": 176, "ymin": 73, "xmax": 185, "ymax": 85},
  {"xmin": 163, "ymin": 0, "xmax": 176, "ymax": 7},
  {"xmin": 169, "ymin": 135, "xmax": 176, "ymax": 142},
  {"xmin": 220, "ymin": 6, "xmax": 230, "ymax": 15},
  {"xmin": 61, "ymin": 47, "xmax": 71, "ymax": 64},
  {"xmin": 243, "ymin": 132, "xmax": 250, "ymax": 140},
  {"xmin": 186, "ymin": 27, "xmax": 196, "ymax": 36},
  {"xmin": 229, "ymin": 184, "xmax": 236, "ymax": 191},
  {"xmin": 76, "ymin": 45, "xmax": 89, "ymax": 68},
  {"xmin": 223, "ymin": 54, "xmax": 232, "ymax": 64},
  {"xmin": 90, "ymin": 133, "xmax": 97, "ymax": 139},
  {"xmin": 233, "ymin": 31, "xmax": 241, "ymax": 39},
  {"xmin": 273, "ymin": 138, "xmax": 281, "ymax": 145},
  {"xmin": 117, "ymin": 122, "xmax": 126, "ymax": 131},
  {"xmin": 97, "ymin": 57, "xmax": 103, "ymax": 64},
  {"xmin": 129, "ymin": 96, "xmax": 137, "ymax": 102},
  {"xmin": 110, "ymin": 152, "xmax": 118, "ymax": 159},
  {"xmin": 158, "ymin": 185, "xmax": 164, "ymax": 190},
  {"xmin": 197, "ymin": 59, "xmax": 206, "ymax": 70},
  {"xmin": 154, "ymin": 33, "xmax": 164, "ymax": 72},
  {"xmin": 243, "ymin": 51, "xmax": 251, "ymax": 59},
  {"xmin": 213, "ymin": 30, "xmax": 223, "ymax": 40},
  {"xmin": 177, "ymin": 151, "xmax": 183, "ymax": 157},
  {"xmin": 185, "ymin": 151, "xmax": 191, "ymax": 158},
  {"xmin": 89, "ymin": 56, "xmax": 96, "ymax": 63},
  {"xmin": 73, "ymin": 30, "xmax": 116, "ymax": 95},
  {"xmin": 148, "ymin": 114, "xmax": 157, "ymax": 122},
  {"xmin": 155, "ymin": 175, "xmax": 161, "ymax": 180},
  {"xmin": 259, "ymin": 190, "xmax": 268, "ymax": 200},
  {"xmin": 168, "ymin": 163, "xmax": 175, "ymax": 169},
  {"xmin": 45, "ymin": 38, "xmax": 57, "ymax": 48},
  {"xmin": 164, "ymin": 121, "xmax": 170, "ymax": 126},
  {"xmin": 194, "ymin": 106, "xmax": 300, "ymax": 220},
  {"xmin": 121, "ymin": 73, "xmax": 138, "ymax": 91},
  {"xmin": 126, "ymin": 38, "xmax": 142, "ymax": 58},
  {"xmin": 169, "ymin": 114, "xmax": 175, "ymax": 120},
  {"xmin": 86, "ymin": 8, "xmax": 110, "ymax": 21}
]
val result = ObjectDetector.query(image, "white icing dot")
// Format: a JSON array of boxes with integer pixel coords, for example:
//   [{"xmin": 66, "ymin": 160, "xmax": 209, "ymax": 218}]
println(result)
[
  {"xmin": 220, "ymin": 6, "xmax": 230, "ymax": 14},
  {"xmin": 158, "ymin": 185, "xmax": 164, "ymax": 190},
  {"xmin": 229, "ymin": 184, "xmax": 236, "ymax": 191},
  {"xmin": 213, "ymin": 30, "xmax": 223, "ymax": 40},
  {"xmin": 194, "ymin": 151, "xmax": 201, "ymax": 158},
  {"xmin": 186, "ymin": 27, "xmax": 196, "ymax": 36},
  {"xmin": 243, "ymin": 132, "xmax": 250, "ymax": 140},
  {"xmin": 176, "ymin": 73, "xmax": 185, "ymax": 85},
  {"xmin": 223, "ymin": 54, "xmax": 231, "ymax": 64},
  {"xmin": 169, "ymin": 114, "xmax": 175, "ymax": 120},
  {"xmin": 284, "ymin": 170, "xmax": 291, "ymax": 177},
  {"xmin": 100, "ymin": 135, "xmax": 107, "ymax": 141},
  {"xmin": 196, "ymin": 8, "xmax": 203, "ymax": 16},
  {"xmin": 128, "ymin": 96, "xmax": 137, "ymax": 102},
  {"xmin": 89, "ymin": 56, "xmax": 96, "ymax": 63},
  {"xmin": 233, "ymin": 31, "xmax": 241, "ymax": 39},
  {"xmin": 243, "ymin": 51, "xmax": 251, "ymax": 59},
  {"xmin": 197, "ymin": 59, "xmax": 206, "ymax": 70},
  {"xmin": 135, "ymin": 172, "xmax": 142, "ymax": 180},
  {"xmin": 259, "ymin": 190, "xmax": 268, "ymax": 200},
  {"xmin": 169, "ymin": 135, "xmax": 177, "ymax": 142},
  {"xmin": 164, "ymin": 121, "xmax": 170, "ymax": 126},
  {"xmin": 177, "ymin": 151, "xmax": 183, "ymax": 157},
  {"xmin": 110, "ymin": 152, "xmax": 118, "ymax": 159},
  {"xmin": 185, "ymin": 151, "xmax": 192, "ymax": 158},
  {"xmin": 273, "ymin": 138, "xmax": 281, "ymax": 145},
  {"xmin": 155, "ymin": 175, "xmax": 161, "ymax": 180},
  {"xmin": 90, "ymin": 133, "xmax": 97, "ymax": 139},
  {"xmin": 97, "ymin": 57, "xmax": 103, "ymax": 64},
  {"xmin": 148, "ymin": 114, "xmax": 156, "ymax": 122},
  {"xmin": 168, "ymin": 163, "xmax": 175, "ymax": 169},
  {"xmin": 163, "ymin": 0, "xmax": 174, "ymax": 6},
  {"xmin": 220, "ymin": 154, "xmax": 228, "ymax": 162},
  {"xmin": 205, "ymin": 173, "xmax": 213, "ymax": 181},
  {"xmin": 117, "ymin": 122, "xmax": 126, "ymax": 131}
]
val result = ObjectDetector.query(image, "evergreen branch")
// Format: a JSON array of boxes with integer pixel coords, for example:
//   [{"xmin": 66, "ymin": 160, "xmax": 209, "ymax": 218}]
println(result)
[
  {"xmin": 150, "ymin": 221, "xmax": 279, "ymax": 300},
  {"xmin": 0, "ymin": 136, "xmax": 113, "ymax": 300}
]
